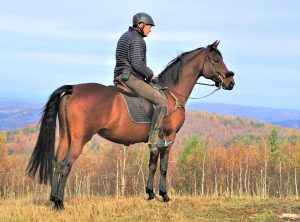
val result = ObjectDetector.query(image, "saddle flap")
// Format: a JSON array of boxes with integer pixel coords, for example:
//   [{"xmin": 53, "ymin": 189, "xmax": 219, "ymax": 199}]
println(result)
[{"xmin": 122, "ymin": 94, "xmax": 154, "ymax": 123}]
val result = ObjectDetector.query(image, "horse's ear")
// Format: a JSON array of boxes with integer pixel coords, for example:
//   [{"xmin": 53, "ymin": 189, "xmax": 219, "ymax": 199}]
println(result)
[
  {"xmin": 213, "ymin": 40, "xmax": 220, "ymax": 48},
  {"xmin": 208, "ymin": 40, "xmax": 220, "ymax": 51}
]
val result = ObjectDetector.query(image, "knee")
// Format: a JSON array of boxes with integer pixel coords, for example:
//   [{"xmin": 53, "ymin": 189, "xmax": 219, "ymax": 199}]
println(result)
[{"xmin": 155, "ymin": 95, "xmax": 168, "ymax": 108}]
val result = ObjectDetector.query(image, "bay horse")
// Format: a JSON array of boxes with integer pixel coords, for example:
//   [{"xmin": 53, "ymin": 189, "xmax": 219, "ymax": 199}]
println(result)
[{"xmin": 26, "ymin": 40, "xmax": 235, "ymax": 209}]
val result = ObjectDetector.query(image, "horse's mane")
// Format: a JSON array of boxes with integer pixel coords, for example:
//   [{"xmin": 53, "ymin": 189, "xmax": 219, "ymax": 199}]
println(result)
[
  {"xmin": 158, "ymin": 47, "xmax": 204, "ymax": 86},
  {"xmin": 158, "ymin": 47, "xmax": 223, "ymax": 86}
]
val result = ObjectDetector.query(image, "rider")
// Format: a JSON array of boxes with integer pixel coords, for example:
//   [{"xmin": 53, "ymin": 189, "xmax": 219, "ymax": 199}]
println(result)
[{"xmin": 114, "ymin": 12, "xmax": 173, "ymax": 149}]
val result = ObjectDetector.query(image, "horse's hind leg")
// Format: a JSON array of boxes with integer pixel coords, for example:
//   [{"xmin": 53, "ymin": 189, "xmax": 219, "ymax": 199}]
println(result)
[
  {"xmin": 50, "ymin": 96, "xmax": 70, "ymax": 204},
  {"xmin": 159, "ymin": 147, "xmax": 171, "ymax": 202},
  {"xmin": 146, "ymin": 150, "xmax": 159, "ymax": 200},
  {"xmin": 50, "ymin": 138, "xmax": 69, "ymax": 203},
  {"xmin": 54, "ymin": 139, "xmax": 84, "ymax": 210}
]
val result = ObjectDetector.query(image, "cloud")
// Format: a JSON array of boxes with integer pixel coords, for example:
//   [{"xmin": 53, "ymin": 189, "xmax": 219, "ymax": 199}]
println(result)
[
  {"xmin": 0, "ymin": 52, "xmax": 114, "ymax": 66},
  {"xmin": 0, "ymin": 14, "xmax": 223, "ymax": 44},
  {"xmin": 149, "ymin": 31, "xmax": 214, "ymax": 43},
  {"xmin": 0, "ymin": 14, "xmax": 119, "ymax": 39},
  {"xmin": 2, "ymin": 13, "xmax": 299, "ymax": 57}
]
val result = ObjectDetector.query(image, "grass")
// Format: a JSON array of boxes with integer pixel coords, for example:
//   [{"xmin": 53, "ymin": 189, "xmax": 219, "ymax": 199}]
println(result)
[{"xmin": 0, "ymin": 195, "xmax": 299, "ymax": 222}]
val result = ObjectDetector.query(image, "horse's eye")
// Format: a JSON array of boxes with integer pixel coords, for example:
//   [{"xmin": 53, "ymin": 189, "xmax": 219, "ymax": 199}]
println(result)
[{"xmin": 214, "ymin": 59, "xmax": 219, "ymax": 63}]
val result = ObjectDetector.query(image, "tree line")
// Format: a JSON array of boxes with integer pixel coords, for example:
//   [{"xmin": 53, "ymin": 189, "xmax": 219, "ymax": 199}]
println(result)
[{"xmin": 0, "ymin": 129, "xmax": 300, "ymax": 199}]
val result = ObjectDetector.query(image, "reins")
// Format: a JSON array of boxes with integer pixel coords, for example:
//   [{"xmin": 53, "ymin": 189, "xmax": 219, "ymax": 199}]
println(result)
[
  {"xmin": 160, "ymin": 82, "xmax": 220, "ymax": 117},
  {"xmin": 195, "ymin": 82, "xmax": 215, "ymax": 86},
  {"xmin": 164, "ymin": 83, "xmax": 221, "ymax": 100}
]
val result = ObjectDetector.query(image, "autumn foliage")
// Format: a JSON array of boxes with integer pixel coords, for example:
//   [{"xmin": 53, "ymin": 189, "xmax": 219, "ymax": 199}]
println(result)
[{"xmin": 0, "ymin": 112, "xmax": 300, "ymax": 199}]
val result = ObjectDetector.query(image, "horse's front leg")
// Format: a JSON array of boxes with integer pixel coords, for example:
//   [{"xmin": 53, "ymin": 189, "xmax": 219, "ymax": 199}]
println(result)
[
  {"xmin": 159, "ymin": 146, "xmax": 171, "ymax": 202},
  {"xmin": 146, "ymin": 149, "xmax": 159, "ymax": 200}
]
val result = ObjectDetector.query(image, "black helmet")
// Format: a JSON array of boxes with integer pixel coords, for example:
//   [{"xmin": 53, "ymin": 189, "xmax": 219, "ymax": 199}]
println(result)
[{"xmin": 132, "ymin": 13, "xmax": 155, "ymax": 27}]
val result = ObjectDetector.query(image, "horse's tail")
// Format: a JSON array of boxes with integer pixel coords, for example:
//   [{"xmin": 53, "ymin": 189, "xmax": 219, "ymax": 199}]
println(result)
[{"xmin": 26, "ymin": 85, "xmax": 73, "ymax": 184}]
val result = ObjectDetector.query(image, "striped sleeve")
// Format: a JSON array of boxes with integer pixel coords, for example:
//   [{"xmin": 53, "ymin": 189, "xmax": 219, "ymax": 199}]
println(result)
[{"xmin": 129, "ymin": 37, "xmax": 154, "ymax": 79}]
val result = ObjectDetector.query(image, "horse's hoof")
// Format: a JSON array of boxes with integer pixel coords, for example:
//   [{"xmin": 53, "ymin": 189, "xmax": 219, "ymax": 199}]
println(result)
[
  {"xmin": 147, "ymin": 192, "xmax": 156, "ymax": 200},
  {"xmin": 162, "ymin": 195, "xmax": 171, "ymax": 202},
  {"xmin": 53, "ymin": 200, "xmax": 64, "ymax": 210},
  {"xmin": 159, "ymin": 190, "xmax": 171, "ymax": 202},
  {"xmin": 146, "ymin": 188, "xmax": 156, "ymax": 200}
]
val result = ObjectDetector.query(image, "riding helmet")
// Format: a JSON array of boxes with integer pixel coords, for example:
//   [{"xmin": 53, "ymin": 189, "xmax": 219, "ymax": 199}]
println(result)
[{"xmin": 132, "ymin": 13, "xmax": 155, "ymax": 26}]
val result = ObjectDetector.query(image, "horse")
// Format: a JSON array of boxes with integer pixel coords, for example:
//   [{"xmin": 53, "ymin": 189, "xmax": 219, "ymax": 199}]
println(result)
[{"xmin": 26, "ymin": 40, "xmax": 235, "ymax": 210}]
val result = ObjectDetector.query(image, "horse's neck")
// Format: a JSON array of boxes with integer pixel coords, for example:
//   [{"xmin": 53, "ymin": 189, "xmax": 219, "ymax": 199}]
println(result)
[{"xmin": 169, "ymin": 51, "xmax": 206, "ymax": 104}]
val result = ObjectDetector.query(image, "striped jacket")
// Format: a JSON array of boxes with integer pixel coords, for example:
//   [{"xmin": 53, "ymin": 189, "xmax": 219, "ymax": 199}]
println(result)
[{"xmin": 114, "ymin": 27, "xmax": 154, "ymax": 80}]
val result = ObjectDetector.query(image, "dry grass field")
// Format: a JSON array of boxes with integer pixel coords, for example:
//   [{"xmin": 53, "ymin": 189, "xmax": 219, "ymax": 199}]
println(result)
[{"xmin": 0, "ymin": 195, "xmax": 299, "ymax": 222}]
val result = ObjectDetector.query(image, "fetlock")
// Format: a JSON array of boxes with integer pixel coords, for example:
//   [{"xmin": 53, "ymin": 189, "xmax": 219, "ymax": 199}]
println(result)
[{"xmin": 50, "ymin": 195, "xmax": 57, "ymax": 202}]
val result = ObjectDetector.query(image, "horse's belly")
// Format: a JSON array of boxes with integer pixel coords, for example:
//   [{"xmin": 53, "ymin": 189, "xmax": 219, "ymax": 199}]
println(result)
[{"xmin": 98, "ymin": 126, "xmax": 149, "ymax": 145}]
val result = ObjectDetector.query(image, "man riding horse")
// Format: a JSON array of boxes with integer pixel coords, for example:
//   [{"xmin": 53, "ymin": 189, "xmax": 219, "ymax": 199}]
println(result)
[
  {"xmin": 114, "ymin": 12, "xmax": 173, "ymax": 150},
  {"xmin": 26, "ymin": 10, "xmax": 235, "ymax": 208}
]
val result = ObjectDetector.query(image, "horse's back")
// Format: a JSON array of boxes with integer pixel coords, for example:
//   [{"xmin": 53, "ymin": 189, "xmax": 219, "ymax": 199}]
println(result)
[{"xmin": 73, "ymin": 83, "xmax": 118, "ymax": 97}]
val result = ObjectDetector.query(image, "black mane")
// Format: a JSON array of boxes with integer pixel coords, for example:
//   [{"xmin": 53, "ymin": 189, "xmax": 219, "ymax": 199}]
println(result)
[{"xmin": 158, "ymin": 47, "xmax": 203, "ymax": 86}]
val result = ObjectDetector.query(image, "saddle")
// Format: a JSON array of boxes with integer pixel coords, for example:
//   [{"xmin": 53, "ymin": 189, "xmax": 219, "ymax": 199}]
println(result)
[{"xmin": 111, "ymin": 79, "xmax": 166, "ymax": 123}]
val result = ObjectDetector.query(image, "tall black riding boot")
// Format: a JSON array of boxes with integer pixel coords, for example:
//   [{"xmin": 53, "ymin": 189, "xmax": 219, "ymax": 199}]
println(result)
[{"xmin": 148, "ymin": 106, "xmax": 173, "ymax": 151}]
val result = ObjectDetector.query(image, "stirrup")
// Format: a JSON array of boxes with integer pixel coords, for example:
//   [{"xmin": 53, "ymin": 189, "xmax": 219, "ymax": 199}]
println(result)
[{"xmin": 148, "ymin": 139, "xmax": 174, "ymax": 151}]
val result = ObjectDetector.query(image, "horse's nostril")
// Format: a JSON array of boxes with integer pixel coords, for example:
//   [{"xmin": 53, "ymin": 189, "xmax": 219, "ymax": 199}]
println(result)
[{"xmin": 225, "ymin": 71, "xmax": 235, "ymax": 78}]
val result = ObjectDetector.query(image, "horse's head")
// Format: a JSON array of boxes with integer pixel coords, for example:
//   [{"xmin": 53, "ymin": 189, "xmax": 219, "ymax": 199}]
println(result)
[{"xmin": 201, "ymin": 40, "xmax": 235, "ymax": 90}]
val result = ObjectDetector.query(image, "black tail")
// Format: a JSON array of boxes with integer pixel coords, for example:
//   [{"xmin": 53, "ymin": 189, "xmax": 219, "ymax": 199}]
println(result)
[{"xmin": 26, "ymin": 85, "xmax": 73, "ymax": 184}]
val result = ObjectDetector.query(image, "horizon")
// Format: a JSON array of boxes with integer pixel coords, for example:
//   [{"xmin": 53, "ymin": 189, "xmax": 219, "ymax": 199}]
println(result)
[
  {"xmin": 0, "ymin": 0, "xmax": 300, "ymax": 110},
  {"xmin": 1, "ymin": 99, "xmax": 300, "ymax": 112}
]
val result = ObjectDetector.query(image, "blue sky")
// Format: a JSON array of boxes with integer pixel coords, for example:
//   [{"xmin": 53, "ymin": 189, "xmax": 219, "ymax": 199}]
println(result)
[{"xmin": 0, "ymin": 0, "xmax": 299, "ymax": 109}]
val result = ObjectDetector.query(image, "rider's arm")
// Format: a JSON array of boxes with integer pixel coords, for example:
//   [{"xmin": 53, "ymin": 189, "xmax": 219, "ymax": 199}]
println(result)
[{"xmin": 129, "ymin": 38, "xmax": 154, "ymax": 80}]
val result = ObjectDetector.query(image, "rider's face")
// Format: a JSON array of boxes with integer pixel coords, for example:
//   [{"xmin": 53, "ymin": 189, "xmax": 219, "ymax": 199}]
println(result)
[{"xmin": 143, "ymin": 24, "xmax": 153, "ymax": 37}]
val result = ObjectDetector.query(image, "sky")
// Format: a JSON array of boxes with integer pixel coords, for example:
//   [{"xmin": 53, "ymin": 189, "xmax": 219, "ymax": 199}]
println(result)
[{"xmin": 0, "ymin": 0, "xmax": 299, "ymax": 110}]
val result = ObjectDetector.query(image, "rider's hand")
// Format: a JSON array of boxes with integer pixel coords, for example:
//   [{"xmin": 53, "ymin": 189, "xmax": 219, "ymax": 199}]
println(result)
[{"xmin": 151, "ymin": 76, "xmax": 158, "ymax": 82}]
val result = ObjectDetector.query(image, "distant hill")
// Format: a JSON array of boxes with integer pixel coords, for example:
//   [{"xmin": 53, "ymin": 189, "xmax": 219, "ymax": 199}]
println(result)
[
  {"xmin": 271, "ymin": 119, "xmax": 300, "ymax": 129},
  {"xmin": 2, "ymin": 110, "xmax": 299, "ymax": 154},
  {"xmin": 0, "ymin": 101, "xmax": 42, "ymax": 130},
  {"xmin": 187, "ymin": 102, "xmax": 300, "ymax": 129},
  {"xmin": 179, "ymin": 111, "xmax": 299, "ymax": 145},
  {"xmin": 1, "ymin": 101, "xmax": 300, "ymax": 130}
]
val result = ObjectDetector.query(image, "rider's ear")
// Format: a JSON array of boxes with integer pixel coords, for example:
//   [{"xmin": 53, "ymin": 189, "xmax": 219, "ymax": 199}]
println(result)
[{"xmin": 138, "ymin": 22, "xmax": 145, "ymax": 29}]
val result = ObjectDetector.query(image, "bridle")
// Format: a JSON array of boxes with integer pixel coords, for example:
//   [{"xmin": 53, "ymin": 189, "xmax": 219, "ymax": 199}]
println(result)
[
  {"xmin": 205, "ymin": 55, "xmax": 234, "ymax": 87},
  {"xmin": 164, "ymin": 50, "xmax": 234, "ymax": 100},
  {"xmin": 161, "ymin": 50, "xmax": 234, "ymax": 116}
]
